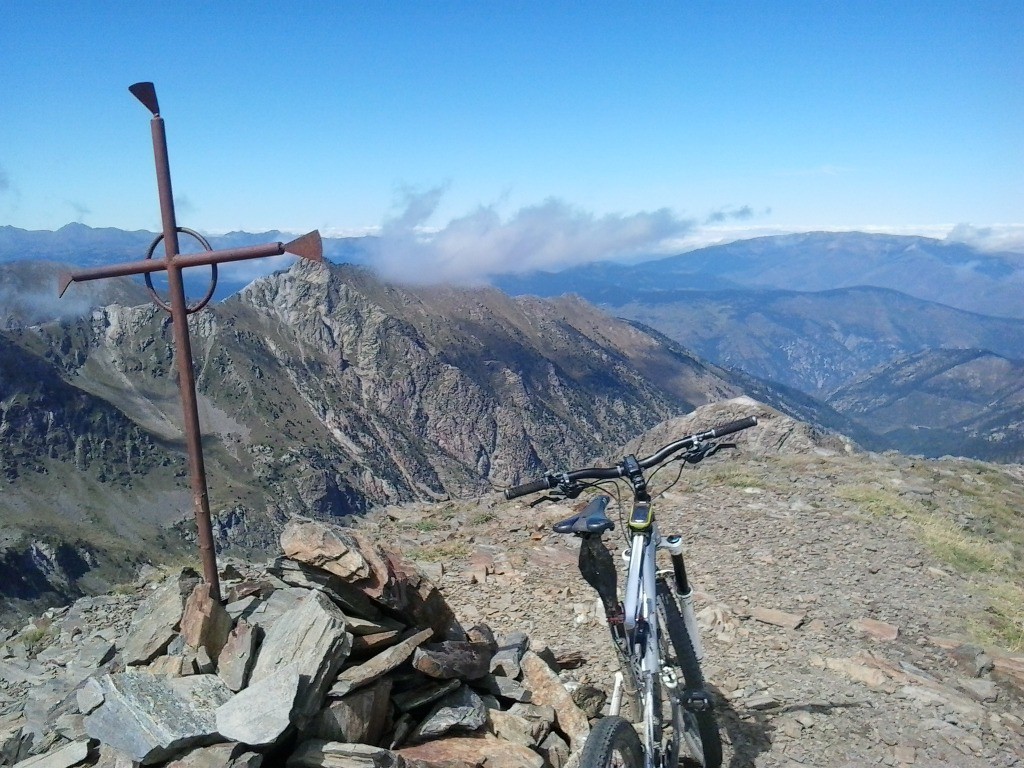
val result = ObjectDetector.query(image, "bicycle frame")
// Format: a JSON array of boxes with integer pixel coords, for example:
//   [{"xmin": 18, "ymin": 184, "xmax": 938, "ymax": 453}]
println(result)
[{"xmin": 622, "ymin": 525, "xmax": 664, "ymax": 767}]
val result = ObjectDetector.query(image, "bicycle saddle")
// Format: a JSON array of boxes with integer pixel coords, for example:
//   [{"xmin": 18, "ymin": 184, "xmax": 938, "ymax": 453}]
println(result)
[{"xmin": 553, "ymin": 495, "xmax": 615, "ymax": 535}]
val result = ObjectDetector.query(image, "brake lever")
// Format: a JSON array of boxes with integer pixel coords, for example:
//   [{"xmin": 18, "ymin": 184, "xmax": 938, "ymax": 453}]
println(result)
[
  {"xmin": 528, "ymin": 481, "xmax": 586, "ymax": 506},
  {"xmin": 682, "ymin": 440, "xmax": 734, "ymax": 464},
  {"xmin": 529, "ymin": 494, "xmax": 562, "ymax": 507}
]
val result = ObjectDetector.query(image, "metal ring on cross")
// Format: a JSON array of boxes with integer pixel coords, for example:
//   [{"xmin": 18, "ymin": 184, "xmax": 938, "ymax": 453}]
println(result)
[{"xmin": 144, "ymin": 227, "xmax": 218, "ymax": 314}]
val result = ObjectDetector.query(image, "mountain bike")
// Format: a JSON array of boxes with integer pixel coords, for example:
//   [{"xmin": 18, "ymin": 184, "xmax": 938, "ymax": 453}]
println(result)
[{"xmin": 503, "ymin": 416, "xmax": 758, "ymax": 768}]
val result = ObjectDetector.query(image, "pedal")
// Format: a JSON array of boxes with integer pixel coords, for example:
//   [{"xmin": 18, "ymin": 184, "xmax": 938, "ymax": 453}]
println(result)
[{"xmin": 682, "ymin": 690, "xmax": 714, "ymax": 712}]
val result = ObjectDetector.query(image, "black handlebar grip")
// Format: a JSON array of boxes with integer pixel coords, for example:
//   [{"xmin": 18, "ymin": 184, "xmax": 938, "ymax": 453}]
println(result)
[
  {"xmin": 708, "ymin": 415, "xmax": 758, "ymax": 438},
  {"xmin": 504, "ymin": 477, "xmax": 554, "ymax": 500}
]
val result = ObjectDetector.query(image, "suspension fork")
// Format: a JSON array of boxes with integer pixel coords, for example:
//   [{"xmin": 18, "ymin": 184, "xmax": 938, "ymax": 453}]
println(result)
[{"xmin": 659, "ymin": 534, "xmax": 705, "ymax": 661}]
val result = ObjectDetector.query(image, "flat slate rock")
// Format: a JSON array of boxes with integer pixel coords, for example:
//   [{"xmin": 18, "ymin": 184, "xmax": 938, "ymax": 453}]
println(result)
[
  {"xmin": 330, "ymin": 628, "xmax": 432, "ymax": 697},
  {"xmin": 398, "ymin": 735, "xmax": 543, "ymax": 768},
  {"xmin": 216, "ymin": 663, "xmax": 300, "ymax": 747},
  {"xmin": 249, "ymin": 590, "xmax": 352, "ymax": 729},
  {"xmin": 217, "ymin": 621, "xmax": 260, "ymax": 693},
  {"xmin": 11, "ymin": 739, "xmax": 91, "ymax": 768},
  {"xmin": 122, "ymin": 570, "xmax": 202, "ymax": 666},
  {"xmin": 287, "ymin": 740, "xmax": 407, "ymax": 768},
  {"xmin": 83, "ymin": 671, "xmax": 231, "ymax": 765},
  {"xmin": 164, "ymin": 743, "xmax": 264, "ymax": 767},
  {"xmin": 411, "ymin": 685, "xmax": 487, "ymax": 741},
  {"xmin": 312, "ymin": 678, "xmax": 392, "ymax": 745},
  {"xmin": 412, "ymin": 642, "xmax": 492, "ymax": 681}
]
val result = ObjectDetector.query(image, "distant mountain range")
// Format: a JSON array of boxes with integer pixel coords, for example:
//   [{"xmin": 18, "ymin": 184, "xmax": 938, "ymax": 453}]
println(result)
[
  {"xmin": 496, "ymin": 231, "xmax": 1024, "ymax": 319},
  {"xmin": 2, "ymin": 225, "xmax": 1021, "ymax": 463},
  {"xmin": 492, "ymin": 231, "xmax": 1023, "ymax": 462},
  {"xmin": 579, "ymin": 285, "xmax": 1024, "ymax": 396}
]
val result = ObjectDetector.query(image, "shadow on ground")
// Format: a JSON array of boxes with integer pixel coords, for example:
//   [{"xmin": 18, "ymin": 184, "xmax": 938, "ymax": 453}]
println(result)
[{"xmin": 708, "ymin": 685, "xmax": 872, "ymax": 767}]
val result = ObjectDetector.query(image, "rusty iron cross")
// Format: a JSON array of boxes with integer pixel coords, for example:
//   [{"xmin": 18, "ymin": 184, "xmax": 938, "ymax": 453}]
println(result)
[{"xmin": 58, "ymin": 82, "xmax": 323, "ymax": 601}]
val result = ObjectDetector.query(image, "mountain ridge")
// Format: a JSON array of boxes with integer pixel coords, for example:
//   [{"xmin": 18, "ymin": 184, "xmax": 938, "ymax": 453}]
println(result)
[{"xmin": 496, "ymin": 231, "xmax": 1024, "ymax": 319}]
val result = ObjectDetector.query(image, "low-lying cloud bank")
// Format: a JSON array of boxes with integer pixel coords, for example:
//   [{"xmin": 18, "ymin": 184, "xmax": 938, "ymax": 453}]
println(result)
[
  {"xmin": 944, "ymin": 223, "xmax": 1024, "ymax": 255},
  {"xmin": 364, "ymin": 189, "xmax": 696, "ymax": 285}
]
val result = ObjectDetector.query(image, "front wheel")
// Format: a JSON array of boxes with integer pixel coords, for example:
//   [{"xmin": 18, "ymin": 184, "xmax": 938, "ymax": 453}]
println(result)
[
  {"xmin": 656, "ymin": 579, "xmax": 722, "ymax": 768},
  {"xmin": 579, "ymin": 715, "xmax": 645, "ymax": 768}
]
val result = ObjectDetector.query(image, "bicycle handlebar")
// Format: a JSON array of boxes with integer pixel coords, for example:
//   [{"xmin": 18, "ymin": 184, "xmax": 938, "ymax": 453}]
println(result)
[{"xmin": 503, "ymin": 415, "xmax": 758, "ymax": 500}]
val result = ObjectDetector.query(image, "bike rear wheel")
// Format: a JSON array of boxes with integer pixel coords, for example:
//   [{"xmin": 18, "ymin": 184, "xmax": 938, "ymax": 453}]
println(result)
[
  {"xmin": 656, "ymin": 579, "xmax": 723, "ymax": 768},
  {"xmin": 580, "ymin": 715, "xmax": 645, "ymax": 768}
]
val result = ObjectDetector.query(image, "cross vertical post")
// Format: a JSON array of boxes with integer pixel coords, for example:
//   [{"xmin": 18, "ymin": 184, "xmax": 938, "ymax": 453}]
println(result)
[{"xmin": 59, "ymin": 82, "xmax": 323, "ymax": 602}]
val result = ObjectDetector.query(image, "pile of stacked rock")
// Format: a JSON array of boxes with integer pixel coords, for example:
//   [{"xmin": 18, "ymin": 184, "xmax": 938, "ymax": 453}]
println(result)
[{"xmin": 3, "ymin": 519, "xmax": 596, "ymax": 768}]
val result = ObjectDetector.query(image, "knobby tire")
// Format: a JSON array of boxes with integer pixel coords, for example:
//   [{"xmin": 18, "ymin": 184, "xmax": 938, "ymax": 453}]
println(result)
[
  {"xmin": 580, "ymin": 715, "xmax": 644, "ymax": 768},
  {"xmin": 656, "ymin": 579, "xmax": 723, "ymax": 768}
]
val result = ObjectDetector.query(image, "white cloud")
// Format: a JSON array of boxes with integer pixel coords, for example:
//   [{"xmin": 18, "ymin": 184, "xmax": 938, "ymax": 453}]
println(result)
[
  {"xmin": 944, "ymin": 223, "xmax": 1024, "ymax": 254},
  {"xmin": 365, "ymin": 190, "xmax": 695, "ymax": 284}
]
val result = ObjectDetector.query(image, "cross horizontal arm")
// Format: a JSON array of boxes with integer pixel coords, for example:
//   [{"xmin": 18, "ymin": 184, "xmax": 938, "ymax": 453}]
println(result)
[{"xmin": 58, "ymin": 230, "xmax": 322, "ymax": 297}]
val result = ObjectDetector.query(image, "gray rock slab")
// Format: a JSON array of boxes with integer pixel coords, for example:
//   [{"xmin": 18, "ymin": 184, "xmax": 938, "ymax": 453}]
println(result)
[
  {"xmin": 1, "ymin": 721, "xmax": 31, "ymax": 765},
  {"xmin": 472, "ymin": 675, "xmax": 531, "ymax": 702},
  {"xmin": 287, "ymin": 740, "xmax": 407, "ymax": 768},
  {"xmin": 490, "ymin": 634, "xmax": 528, "ymax": 678},
  {"xmin": 53, "ymin": 710, "xmax": 87, "ymax": 741},
  {"xmin": 268, "ymin": 558, "xmax": 381, "ymax": 621},
  {"xmin": 216, "ymin": 663, "xmax": 300, "ymax": 747},
  {"xmin": 23, "ymin": 678, "xmax": 77, "ymax": 744},
  {"xmin": 411, "ymin": 685, "xmax": 487, "ymax": 741},
  {"xmin": 11, "ymin": 739, "xmax": 90, "ymax": 768},
  {"xmin": 392, "ymin": 679, "xmax": 460, "ymax": 713},
  {"xmin": 164, "ymin": 743, "xmax": 264, "ymax": 768},
  {"xmin": 122, "ymin": 570, "xmax": 202, "ymax": 666},
  {"xmin": 397, "ymin": 735, "xmax": 541, "ymax": 768},
  {"xmin": 217, "ymin": 621, "xmax": 260, "ymax": 693},
  {"xmin": 488, "ymin": 709, "xmax": 544, "ymax": 747},
  {"xmin": 350, "ymin": 631, "xmax": 401, "ymax": 656},
  {"xmin": 412, "ymin": 641, "xmax": 492, "ymax": 681},
  {"xmin": 344, "ymin": 615, "xmax": 406, "ymax": 637},
  {"xmin": 538, "ymin": 731, "xmax": 570, "ymax": 768},
  {"xmin": 70, "ymin": 636, "xmax": 116, "ymax": 670},
  {"xmin": 311, "ymin": 678, "xmax": 391, "ymax": 745},
  {"xmin": 249, "ymin": 590, "xmax": 351, "ymax": 729},
  {"xmin": 231, "ymin": 588, "xmax": 309, "ymax": 633},
  {"xmin": 279, "ymin": 519, "xmax": 380, "ymax": 582},
  {"xmin": 0, "ymin": 659, "xmax": 46, "ymax": 686},
  {"xmin": 224, "ymin": 597, "xmax": 258, "ymax": 623},
  {"xmin": 91, "ymin": 743, "xmax": 136, "ymax": 768},
  {"xmin": 329, "ymin": 628, "xmax": 432, "ymax": 697},
  {"xmin": 83, "ymin": 671, "xmax": 231, "ymax": 765}
]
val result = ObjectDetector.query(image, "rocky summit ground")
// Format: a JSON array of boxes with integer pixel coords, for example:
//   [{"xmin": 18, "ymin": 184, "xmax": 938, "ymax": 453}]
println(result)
[
  {"xmin": 2, "ymin": 399, "xmax": 1022, "ymax": 767},
  {"xmin": 361, "ymin": 399, "xmax": 1024, "ymax": 767}
]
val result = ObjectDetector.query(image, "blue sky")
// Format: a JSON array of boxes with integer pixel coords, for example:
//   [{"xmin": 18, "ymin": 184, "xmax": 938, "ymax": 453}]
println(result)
[{"xmin": 1, "ymin": 2, "xmax": 1021, "ymax": 278}]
